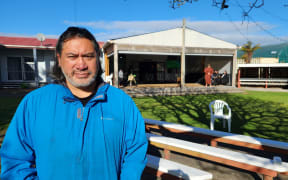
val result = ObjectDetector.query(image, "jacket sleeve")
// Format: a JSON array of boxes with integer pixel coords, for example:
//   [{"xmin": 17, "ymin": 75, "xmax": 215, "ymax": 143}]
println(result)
[
  {"xmin": 0, "ymin": 97, "xmax": 38, "ymax": 180},
  {"xmin": 120, "ymin": 97, "xmax": 148, "ymax": 180}
]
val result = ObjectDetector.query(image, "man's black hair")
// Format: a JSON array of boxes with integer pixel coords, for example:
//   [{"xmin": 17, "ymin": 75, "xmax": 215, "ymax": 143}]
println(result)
[{"xmin": 52, "ymin": 26, "xmax": 103, "ymax": 83}]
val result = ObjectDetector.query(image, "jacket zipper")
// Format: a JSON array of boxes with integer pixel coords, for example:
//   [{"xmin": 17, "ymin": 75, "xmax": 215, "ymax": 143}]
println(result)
[{"xmin": 77, "ymin": 107, "xmax": 84, "ymax": 121}]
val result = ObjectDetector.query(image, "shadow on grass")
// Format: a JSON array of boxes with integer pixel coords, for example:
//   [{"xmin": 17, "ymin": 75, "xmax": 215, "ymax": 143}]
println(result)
[
  {"xmin": 135, "ymin": 94, "xmax": 288, "ymax": 142},
  {"xmin": 0, "ymin": 97, "xmax": 23, "ymax": 132},
  {"xmin": 1, "ymin": 92, "xmax": 288, "ymax": 142}
]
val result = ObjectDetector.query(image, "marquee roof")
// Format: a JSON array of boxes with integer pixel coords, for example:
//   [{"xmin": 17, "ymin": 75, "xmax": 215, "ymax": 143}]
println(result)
[{"xmin": 105, "ymin": 27, "xmax": 237, "ymax": 49}]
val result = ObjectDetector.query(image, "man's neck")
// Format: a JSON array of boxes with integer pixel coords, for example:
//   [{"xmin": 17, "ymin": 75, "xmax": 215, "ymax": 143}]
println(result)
[{"xmin": 66, "ymin": 82, "xmax": 97, "ymax": 98}]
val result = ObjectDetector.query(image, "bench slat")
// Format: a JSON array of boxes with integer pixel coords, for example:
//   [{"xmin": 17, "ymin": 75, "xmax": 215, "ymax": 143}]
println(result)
[
  {"xmin": 147, "ymin": 133, "xmax": 288, "ymax": 173},
  {"xmin": 146, "ymin": 154, "xmax": 213, "ymax": 180},
  {"xmin": 145, "ymin": 119, "xmax": 288, "ymax": 151}
]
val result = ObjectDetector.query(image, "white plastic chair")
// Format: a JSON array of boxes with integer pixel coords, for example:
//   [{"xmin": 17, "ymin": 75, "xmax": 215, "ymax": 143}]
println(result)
[
  {"xmin": 209, "ymin": 100, "xmax": 232, "ymax": 132},
  {"xmin": 105, "ymin": 73, "xmax": 113, "ymax": 85}
]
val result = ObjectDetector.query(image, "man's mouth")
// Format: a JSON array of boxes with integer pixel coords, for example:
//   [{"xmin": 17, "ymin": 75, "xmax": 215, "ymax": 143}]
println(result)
[{"xmin": 73, "ymin": 71, "xmax": 91, "ymax": 78}]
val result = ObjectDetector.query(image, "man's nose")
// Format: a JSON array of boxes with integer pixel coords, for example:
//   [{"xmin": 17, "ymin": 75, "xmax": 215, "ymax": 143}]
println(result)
[{"xmin": 76, "ymin": 57, "xmax": 88, "ymax": 70}]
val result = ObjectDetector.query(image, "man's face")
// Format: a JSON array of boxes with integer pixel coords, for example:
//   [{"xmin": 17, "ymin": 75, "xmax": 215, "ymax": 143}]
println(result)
[{"xmin": 57, "ymin": 37, "xmax": 98, "ymax": 89}]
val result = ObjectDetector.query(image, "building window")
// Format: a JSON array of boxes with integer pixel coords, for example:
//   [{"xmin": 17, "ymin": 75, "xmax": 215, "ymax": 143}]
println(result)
[
  {"xmin": 7, "ymin": 56, "xmax": 35, "ymax": 81},
  {"xmin": 23, "ymin": 57, "xmax": 35, "ymax": 80}
]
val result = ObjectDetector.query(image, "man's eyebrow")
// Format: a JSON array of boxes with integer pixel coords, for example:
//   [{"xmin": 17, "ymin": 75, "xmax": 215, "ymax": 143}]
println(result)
[
  {"xmin": 65, "ymin": 52, "xmax": 78, "ymax": 56},
  {"xmin": 82, "ymin": 52, "xmax": 96, "ymax": 56},
  {"xmin": 64, "ymin": 52, "xmax": 96, "ymax": 56},
  {"xmin": 83, "ymin": 52, "xmax": 96, "ymax": 55}
]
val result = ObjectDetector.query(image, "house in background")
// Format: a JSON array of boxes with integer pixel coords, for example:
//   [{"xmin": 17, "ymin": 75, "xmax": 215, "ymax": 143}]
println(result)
[
  {"xmin": 237, "ymin": 43, "xmax": 288, "ymax": 87},
  {"xmin": 0, "ymin": 36, "xmax": 57, "ymax": 87},
  {"xmin": 103, "ymin": 27, "xmax": 237, "ymax": 87},
  {"xmin": 0, "ymin": 36, "xmax": 104, "ymax": 88}
]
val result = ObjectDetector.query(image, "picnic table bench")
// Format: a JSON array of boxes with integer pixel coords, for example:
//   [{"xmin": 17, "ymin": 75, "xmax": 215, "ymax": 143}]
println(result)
[
  {"xmin": 145, "ymin": 154, "xmax": 213, "ymax": 180},
  {"xmin": 145, "ymin": 118, "xmax": 288, "ymax": 155},
  {"xmin": 147, "ymin": 133, "xmax": 288, "ymax": 180}
]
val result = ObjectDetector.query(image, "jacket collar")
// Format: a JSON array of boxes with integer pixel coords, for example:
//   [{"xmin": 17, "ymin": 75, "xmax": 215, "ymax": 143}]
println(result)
[
  {"xmin": 62, "ymin": 83, "xmax": 110, "ymax": 104},
  {"xmin": 90, "ymin": 82, "xmax": 109, "ymax": 102}
]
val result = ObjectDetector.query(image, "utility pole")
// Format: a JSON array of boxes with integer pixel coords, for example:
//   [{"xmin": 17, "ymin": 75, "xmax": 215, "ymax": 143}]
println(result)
[
  {"xmin": 181, "ymin": 18, "xmax": 186, "ymax": 88},
  {"xmin": 114, "ymin": 44, "xmax": 118, "ymax": 88},
  {"xmin": 33, "ymin": 48, "xmax": 39, "ymax": 88}
]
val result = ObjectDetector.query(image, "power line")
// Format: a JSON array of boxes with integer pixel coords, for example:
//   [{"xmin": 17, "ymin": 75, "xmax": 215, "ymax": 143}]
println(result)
[
  {"xmin": 248, "ymin": 15, "xmax": 288, "ymax": 43},
  {"xmin": 234, "ymin": 0, "xmax": 249, "ymax": 21},
  {"xmin": 235, "ymin": 0, "xmax": 263, "ymax": 21},
  {"xmin": 235, "ymin": 0, "xmax": 288, "ymax": 43},
  {"xmin": 224, "ymin": 12, "xmax": 251, "ymax": 42},
  {"xmin": 212, "ymin": 0, "xmax": 229, "ymax": 9},
  {"xmin": 260, "ymin": 7, "xmax": 288, "ymax": 22},
  {"xmin": 246, "ymin": 0, "xmax": 264, "ymax": 15}
]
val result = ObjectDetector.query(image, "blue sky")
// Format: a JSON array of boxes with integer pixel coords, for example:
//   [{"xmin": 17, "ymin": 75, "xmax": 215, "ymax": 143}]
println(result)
[{"xmin": 1, "ymin": 0, "xmax": 288, "ymax": 46}]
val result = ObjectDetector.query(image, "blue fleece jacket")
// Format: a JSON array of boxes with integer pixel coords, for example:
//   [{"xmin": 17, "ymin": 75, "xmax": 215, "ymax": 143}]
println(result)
[{"xmin": 0, "ymin": 83, "xmax": 148, "ymax": 180}]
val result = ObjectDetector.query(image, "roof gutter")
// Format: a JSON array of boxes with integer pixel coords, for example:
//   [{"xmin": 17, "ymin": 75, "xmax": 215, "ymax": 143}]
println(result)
[
  {"xmin": 3, "ymin": 44, "xmax": 55, "ymax": 49},
  {"xmin": 102, "ymin": 40, "xmax": 113, "ymax": 49}
]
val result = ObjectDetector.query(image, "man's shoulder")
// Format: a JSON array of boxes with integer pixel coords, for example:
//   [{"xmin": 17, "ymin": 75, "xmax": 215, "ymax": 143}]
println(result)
[
  {"xmin": 107, "ymin": 85, "xmax": 127, "ymax": 95},
  {"xmin": 26, "ymin": 84, "xmax": 65, "ymax": 98},
  {"xmin": 106, "ymin": 85, "xmax": 131, "ymax": 100},
  {"xmin": 17, "ymin": 84, "xmax": 65, "ymax": 107}
]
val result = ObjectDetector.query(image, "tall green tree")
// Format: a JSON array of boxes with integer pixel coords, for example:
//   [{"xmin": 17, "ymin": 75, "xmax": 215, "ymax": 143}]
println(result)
[{"xmin": 240, "ymin": 41, "xmax": 261, "ymax": 63}]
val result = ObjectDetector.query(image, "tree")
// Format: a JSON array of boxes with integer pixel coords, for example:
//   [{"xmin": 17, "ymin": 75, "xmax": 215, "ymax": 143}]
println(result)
[
  {"xmin": 240, "ymin": 41, "xmax": 261, "ymax": 63},
  {"xmin": 170, "ymin": 0, "xmax": 196, "ymax": 9},
  {"xmin": 170, "ymin": 0, "xmax": 265, "ymax": 18}
]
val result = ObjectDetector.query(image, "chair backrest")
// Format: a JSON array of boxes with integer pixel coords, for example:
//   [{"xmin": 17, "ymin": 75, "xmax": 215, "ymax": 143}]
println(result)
[
  {"xmin": 128, "ymin": 74, "xmax": 135, "ymax": 81},
  {"xmin": 209, "ymin": 100, "xmax": 230, "ymax": 116},
  {"xmin": 105, "ymin": 73, "xmax": 113, "ymax": 84}
]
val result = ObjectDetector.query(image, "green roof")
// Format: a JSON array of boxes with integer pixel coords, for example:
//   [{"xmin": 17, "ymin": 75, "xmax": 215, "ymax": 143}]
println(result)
[{"xmin": 237, "ymin": 43, "xmax": 288, "ymax": 63}]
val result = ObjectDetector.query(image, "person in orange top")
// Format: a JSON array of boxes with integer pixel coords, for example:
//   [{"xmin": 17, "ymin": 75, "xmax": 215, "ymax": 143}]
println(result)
[{"xmin": 204, "ymin": 64, "xmax": 213, "ymax": 87}]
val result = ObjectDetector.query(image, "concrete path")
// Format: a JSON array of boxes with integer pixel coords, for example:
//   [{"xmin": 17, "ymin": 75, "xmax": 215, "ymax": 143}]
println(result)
[{"xmin": 241, "ymin": 87, "xmax": 288, "ymax": 92}]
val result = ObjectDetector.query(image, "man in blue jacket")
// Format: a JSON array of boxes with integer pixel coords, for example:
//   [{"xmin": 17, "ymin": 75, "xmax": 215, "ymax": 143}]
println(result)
[{"xmin": 0, "ymin": 27, "xmax": 148, "ymax": 179}]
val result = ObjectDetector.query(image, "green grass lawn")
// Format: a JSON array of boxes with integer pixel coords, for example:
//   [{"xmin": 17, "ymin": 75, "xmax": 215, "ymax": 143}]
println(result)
[
  {"xmin": 0, "ymin": 97, "xmax": 23, "ymax": 132},
  {"xmin": 133, "ymin": 91, "xmax": 288, "ymax": 142},
  {"xmin": 0, "ymin": 90, "xmax": 287, "ymax": 142}
]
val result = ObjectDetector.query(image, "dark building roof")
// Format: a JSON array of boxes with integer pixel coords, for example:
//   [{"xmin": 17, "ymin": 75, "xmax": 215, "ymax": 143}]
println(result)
[
  {"xmin": 0, "ymin": 36, "xmax": 104, "ymax": 49},
  {"xmin": 0, "ymin": 36, "xmax": 57, "ymax": 48}
]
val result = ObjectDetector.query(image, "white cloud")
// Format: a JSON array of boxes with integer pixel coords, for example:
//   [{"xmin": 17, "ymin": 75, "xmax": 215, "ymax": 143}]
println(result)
[
  {"xmin": 64, "ymin": 20, "xmax": 182, "ymax": 32},
  {"xmin": 188, "ymin": 20, "xmax": 274, "ymax": 34},
  {"xmin": 213, "ymin": 33, "xmax": 288, "ymax": 46},
  {"xmin": 2, "ymin": 20, "xmax": 283, "ymax": 46},
  {"xmin": 64, "ymin": 19, "xmax": 284, "ymax": 45}
]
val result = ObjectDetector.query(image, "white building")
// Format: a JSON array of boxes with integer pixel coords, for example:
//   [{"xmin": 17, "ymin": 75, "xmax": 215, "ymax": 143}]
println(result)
[{"xmin": 103, "ymin": 27, "xmax": 237, "ymax": 87}]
